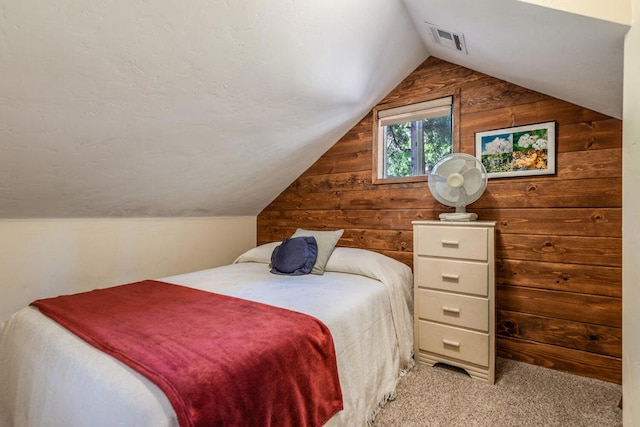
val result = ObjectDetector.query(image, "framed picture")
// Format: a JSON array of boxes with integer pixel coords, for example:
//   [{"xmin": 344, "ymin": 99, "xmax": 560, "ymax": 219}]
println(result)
[{"xmin": 475, "ymin": 121, "xmax": 556, "ymax": 178}]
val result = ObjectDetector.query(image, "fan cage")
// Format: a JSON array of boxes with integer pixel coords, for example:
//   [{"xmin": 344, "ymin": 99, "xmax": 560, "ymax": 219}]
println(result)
[{"xmin": 427, "ymin": 153, "xmax": 487, "ymax": 215}]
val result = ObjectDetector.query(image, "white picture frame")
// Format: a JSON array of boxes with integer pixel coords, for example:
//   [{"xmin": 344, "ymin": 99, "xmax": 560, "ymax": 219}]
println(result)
[{"xmin": 475, "ymin": 121, "xmax": 556, "ymax": 178}]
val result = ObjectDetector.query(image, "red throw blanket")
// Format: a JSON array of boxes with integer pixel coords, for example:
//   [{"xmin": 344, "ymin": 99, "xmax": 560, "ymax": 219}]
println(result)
[{"xmin": 31, "ymin": 280, "xmax": 343, "ymax": 427}]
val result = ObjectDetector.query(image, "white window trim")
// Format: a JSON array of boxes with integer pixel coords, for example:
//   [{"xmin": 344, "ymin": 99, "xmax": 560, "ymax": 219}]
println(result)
[{"xmin": 374, "ymin": 96, "xmax": 454, "ymax": 183}]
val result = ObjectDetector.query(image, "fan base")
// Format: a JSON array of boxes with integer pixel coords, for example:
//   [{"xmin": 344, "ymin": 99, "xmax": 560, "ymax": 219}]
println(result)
[{"xmin": 439, "ymin": 212, "xmax": 478, "ymax": 222}]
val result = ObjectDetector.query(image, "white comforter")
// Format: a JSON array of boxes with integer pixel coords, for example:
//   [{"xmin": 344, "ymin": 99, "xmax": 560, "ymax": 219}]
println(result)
[{"xmin": 0, "ymin": 246, "xmax": 413, "ymax": 427}]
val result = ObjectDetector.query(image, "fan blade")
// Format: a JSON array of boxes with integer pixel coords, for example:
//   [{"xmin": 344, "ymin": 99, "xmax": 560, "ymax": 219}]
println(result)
[
  {"xmin": 435, "ymin": 158, "xmax": 466, "ymax": 179},
  {"xmin": 435, "ymin": 180, "xmax": 460, "ymax": 204},
  {"xmin": 461, "ymin": 168, "xmax": 484, "ymax": 194}
]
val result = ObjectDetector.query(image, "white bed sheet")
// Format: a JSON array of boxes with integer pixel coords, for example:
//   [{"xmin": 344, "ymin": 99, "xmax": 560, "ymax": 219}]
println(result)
[{"xmin": 0, "ymin": 246, "xmax": 413, "ymax": 427}]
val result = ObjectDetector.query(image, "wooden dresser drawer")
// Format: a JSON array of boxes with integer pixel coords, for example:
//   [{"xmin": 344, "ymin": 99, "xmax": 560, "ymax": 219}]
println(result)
[
  {"xmin": 414, "ymin": 257, "xmax": 488, "ymax": 296},
  {"xmin": 416, "ymin": 289, "xmax": 489, "ymax": 331},
  {"xmin": 417, "ymin": 321, "xmax": 489, "ymax": 367},
  {"xmin": 415, "ymin": 225, "xmax": 488, "ymax": 261}
]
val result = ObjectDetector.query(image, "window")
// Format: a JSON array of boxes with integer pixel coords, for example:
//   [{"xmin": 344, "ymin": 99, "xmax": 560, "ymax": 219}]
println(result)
[{"xmin": 373, "ymin": 96, "xmax": 455, "ymax": 183}]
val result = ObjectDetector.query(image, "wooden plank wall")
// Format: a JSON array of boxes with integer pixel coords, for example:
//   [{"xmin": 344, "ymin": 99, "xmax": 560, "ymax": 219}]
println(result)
[{"xmin": 257, "ymin": 57, "xmax": 622, "ymax": 384}]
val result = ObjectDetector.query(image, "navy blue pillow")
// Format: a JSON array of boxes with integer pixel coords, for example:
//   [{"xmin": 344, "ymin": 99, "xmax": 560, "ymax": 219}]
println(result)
[{"xmin": 270, "ymin": 236, "xmax": 318, "ymax": 276}]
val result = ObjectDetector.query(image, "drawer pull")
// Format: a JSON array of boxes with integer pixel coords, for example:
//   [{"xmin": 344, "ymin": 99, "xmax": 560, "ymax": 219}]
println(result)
[
  {"xmin": 442, "ymin": 339, "xmax": 460, "ymax": 348},
  {"xmin": 442, "ymin": 306, "xmax": 460, "ymax": 314},
  {"xmin": 441, "ymin": 273, "xmax": 459, "ymax": 282},
  {"xmin": 441, "ymin": 240, "xmax": 459, "ymax": 248}
]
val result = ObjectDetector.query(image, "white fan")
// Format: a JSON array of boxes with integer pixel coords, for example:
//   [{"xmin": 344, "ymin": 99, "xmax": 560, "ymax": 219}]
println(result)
[{"xmin": 428, "ymin": 153, "xmax": 488, "ymax": 221}]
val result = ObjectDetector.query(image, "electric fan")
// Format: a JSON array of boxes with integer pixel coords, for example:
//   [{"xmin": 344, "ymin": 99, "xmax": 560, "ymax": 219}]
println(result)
[{"xmin": 428, "ymin": 153, "xmax": 488, "ymax": 221}]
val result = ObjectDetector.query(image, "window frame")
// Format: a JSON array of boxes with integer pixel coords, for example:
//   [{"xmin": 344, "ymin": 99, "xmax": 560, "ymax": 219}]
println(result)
[{"xmin": 372, "ymin": 90, "xmax": 461, "ymax": 184}]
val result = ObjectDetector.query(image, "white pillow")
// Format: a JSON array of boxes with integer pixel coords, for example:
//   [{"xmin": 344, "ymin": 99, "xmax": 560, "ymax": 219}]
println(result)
[
  {"xmin": 325, "ymin": 247, "xmax": 410, "ymax": 282},
  {"xmin": 325, "ymin": 246, "xmax": 414, "ymax": 309},
  {"xmin": 233, "ymin": 242, "xmax": 280, "ymax": 264},
  {"xmin": 290, "ymin": 228, "xmax": 344, "ymax": 275}
]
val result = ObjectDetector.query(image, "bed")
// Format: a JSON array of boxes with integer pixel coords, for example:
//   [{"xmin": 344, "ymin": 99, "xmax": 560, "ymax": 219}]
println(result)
[{"xmin": 0, "ymin": 241, "xmax": 414, "ymax": 427}]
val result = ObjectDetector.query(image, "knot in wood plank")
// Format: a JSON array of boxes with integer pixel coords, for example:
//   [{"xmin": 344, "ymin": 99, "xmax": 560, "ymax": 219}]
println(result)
[{"xmin": 541, "ymin": 240, "xmax": 557, "ymax": 254}]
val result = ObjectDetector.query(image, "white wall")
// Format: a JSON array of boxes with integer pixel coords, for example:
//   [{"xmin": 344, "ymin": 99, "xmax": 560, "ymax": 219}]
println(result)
[
  {"xmin": 0, "ymin": 216, "xmax": 256, "ymax": 323},
  {"xmin": 517, "ymin": 0, "xmax": 631, "ymax": 25},
  {"xmin": 623, "ymin": 0, "xmax": 639, "ymax": 423}
]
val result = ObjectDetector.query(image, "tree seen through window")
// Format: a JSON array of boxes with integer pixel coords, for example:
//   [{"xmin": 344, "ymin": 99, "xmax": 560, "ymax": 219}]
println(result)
[{"xmin": 383, "ymin": 114, "xmax": 452, "ymax": 178}]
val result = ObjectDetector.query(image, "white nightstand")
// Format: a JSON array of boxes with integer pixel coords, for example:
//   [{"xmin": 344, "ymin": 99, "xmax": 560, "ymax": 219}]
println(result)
[{"xmin": 413, "ymin": 220, "xmax": 496, "ymax": 384}]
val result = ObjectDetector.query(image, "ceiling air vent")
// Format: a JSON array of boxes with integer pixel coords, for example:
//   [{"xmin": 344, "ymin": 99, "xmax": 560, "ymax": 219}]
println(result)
[{"xmin": 426, "ymin": 23, "xmax": 468, "ymax": 54}]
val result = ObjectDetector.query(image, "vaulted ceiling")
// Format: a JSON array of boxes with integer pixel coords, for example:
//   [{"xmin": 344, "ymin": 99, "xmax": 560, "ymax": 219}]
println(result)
[{"xmin": 0, "ymin": 0, "xmax": 629, "ymax": 218}]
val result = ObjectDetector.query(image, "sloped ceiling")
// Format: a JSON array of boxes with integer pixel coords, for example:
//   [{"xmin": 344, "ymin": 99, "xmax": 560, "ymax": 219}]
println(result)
[
  {"xmin": 403, "ymin": 0, "xmax": 628, "ymax": 120},
  {"xmin": 0, "ymin": 1, "xmax": 628, "ymax": 218}
]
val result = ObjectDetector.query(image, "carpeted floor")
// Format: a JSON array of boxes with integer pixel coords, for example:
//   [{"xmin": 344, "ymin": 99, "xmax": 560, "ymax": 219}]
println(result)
[{"xmin": 372, "ymin": 358, "xmax": 622, "ymax": 426}]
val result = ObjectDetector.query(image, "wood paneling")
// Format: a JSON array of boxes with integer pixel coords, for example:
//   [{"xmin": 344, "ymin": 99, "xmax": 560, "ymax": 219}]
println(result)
[
  {"xmin": 496, "ymin": 259, "xmax": 621, "ymax": 297},
  {"xmin": 496, "ymin": 286, "xmax": 621, "ymax": 327},
  {"xmin": 497, "ymin": 310, "xmax": 621, "ymax": 357},
  {"xmin": 497, "ymin": 336, "xmax": 621, "ymax": 383},
  {"xmin": 257, "ymin": 57, "xmax": 622, "ymax": 383}
]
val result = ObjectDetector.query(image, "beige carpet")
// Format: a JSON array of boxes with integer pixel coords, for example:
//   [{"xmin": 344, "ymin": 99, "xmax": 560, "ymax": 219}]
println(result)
[{"xmin": 372, "ymin": 358, "xmax": 622, "ymax": 427}]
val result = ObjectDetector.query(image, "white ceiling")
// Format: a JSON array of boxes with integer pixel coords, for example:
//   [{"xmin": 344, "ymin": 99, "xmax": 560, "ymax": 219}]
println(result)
[
  {"xmin": 0, "ymin": 1, "xmax": 628, "ymax": 218},
  {"xmin": 403, "ymin": 0, "xmax": 628, "ymax": 119}
]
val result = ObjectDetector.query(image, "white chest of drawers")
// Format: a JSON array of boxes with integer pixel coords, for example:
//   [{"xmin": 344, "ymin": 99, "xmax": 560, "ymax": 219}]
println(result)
[{"xmin": 413, "ymin": 220, "xmax": 496, "ymax": 384}]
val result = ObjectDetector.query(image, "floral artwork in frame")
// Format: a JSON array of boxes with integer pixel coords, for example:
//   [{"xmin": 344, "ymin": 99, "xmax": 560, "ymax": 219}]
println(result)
[{"xmin": 475, "ymin": 121, "xmax": 556, "ymax": 178}]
